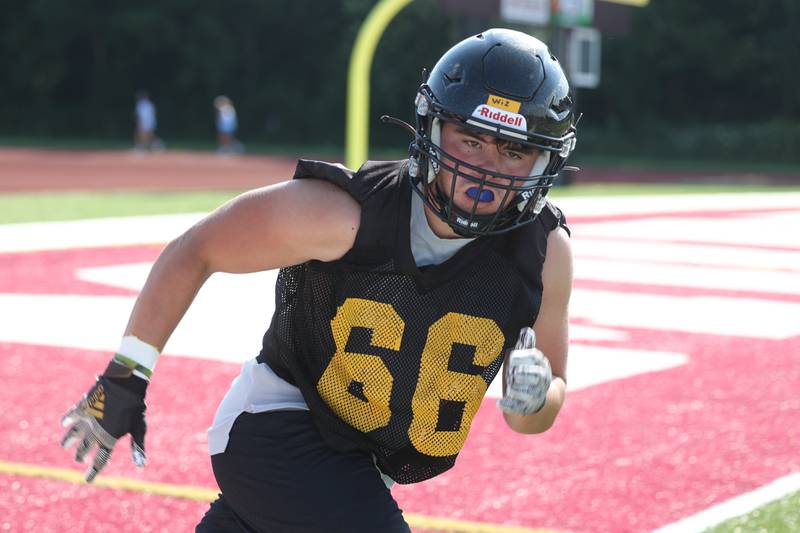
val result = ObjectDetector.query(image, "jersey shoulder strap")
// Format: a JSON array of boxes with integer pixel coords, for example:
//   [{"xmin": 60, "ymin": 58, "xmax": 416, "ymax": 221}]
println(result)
[
  {"xmin": 491, "ymin": 199, "xmax": 570, "ymax": 297},
  {"xmin": 292, "ymin": 159, "xmax": 403, "ymax": 205},
  {"xmin": 292, "ymin": 159, "xmax": 407, "ymax": 264},
  {"xmin": 539, "ymin": 200, "xmax": 570, "ymax": 236}
]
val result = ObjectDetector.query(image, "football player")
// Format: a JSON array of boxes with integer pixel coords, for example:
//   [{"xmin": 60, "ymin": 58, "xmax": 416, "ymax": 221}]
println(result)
[{"xmin": 61, "ymin": 28, "xmax": 576, "ymax": 532}]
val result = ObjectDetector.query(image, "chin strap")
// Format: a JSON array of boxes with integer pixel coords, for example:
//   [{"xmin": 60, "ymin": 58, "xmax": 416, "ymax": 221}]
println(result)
[
  {"xmin": 518, "ymin": 151, "xmax": 551, "ymax": 213},
  {"xmin": 427, "ymin": 118, "xmax": 442, "ymax": 183}
]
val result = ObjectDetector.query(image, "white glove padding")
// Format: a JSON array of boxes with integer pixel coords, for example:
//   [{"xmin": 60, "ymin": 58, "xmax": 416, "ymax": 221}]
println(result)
[{"xmin": 497, "ymin": 327, "xmax": 552, "ymax": 416}]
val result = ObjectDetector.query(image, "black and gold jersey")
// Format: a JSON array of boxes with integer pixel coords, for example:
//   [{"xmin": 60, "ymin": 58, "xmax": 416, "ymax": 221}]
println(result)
[{"xmin": 259, "ymin": 159, "xmax": 568, "ymax": 484}]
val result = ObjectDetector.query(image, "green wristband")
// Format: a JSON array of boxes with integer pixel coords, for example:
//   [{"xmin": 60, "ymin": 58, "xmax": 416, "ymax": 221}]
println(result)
[{"xmin": 112, "ymin": 353, "xmax": 153, "ymax": 379}]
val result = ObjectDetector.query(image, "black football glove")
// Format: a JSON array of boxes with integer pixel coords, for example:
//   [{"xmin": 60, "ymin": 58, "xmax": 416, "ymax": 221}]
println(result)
[{"xmin": 60, "ymin": 360, "xmax": 148, "ymax": 482}]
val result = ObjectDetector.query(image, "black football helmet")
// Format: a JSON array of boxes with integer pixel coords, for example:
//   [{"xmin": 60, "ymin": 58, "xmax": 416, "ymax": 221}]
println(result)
[{"xmin": 406, "ymin": 28, "xmax": 577, "ymax": 237}]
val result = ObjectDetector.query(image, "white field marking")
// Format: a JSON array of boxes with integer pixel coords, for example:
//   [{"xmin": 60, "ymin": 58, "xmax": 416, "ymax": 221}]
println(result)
[
  {"xmin": 76, "ymin": 262, "xmax": 170, "ymax": 291},
  {"xmin": 485, "ymin": 345, "xmax": 688, "ymax": 399},
  {"xmin": 554, "ymin": 191, "xmax": 800, "ymax": 218},
  {"xmin": 651, "ymin": 472, "xmax": 800, "ymax": 533},
  {"xmin": 567, "ymin": 324, "xmax": 629, "ymax": 342},
  {"xmin": 573, "ymin": 239, "xmax": 800, "ymax": 272},
  {"xmin": 74, "ymin": 265, "xmax": 630, "ymax": 346},
  {"xmin": 572, "ymin": 212, "xmax": 800, "ymax": 249},
  {"xmin": 0, "ymin": 267, "xmax": 277, "ymax": 364},
  {"xmin": 571, "ymin": 289, "xmax": 800, "ymax": 340},
  {"xmin": 75, "ymin": 264, "xmax": 631, "ymax": 346},
  {"xmin": 0, "ymin": 213, "xmax": 203, "ymax": 253},
  {"xmin": 0, "ymin": 262, "xmax": 687, "ymax": 393},
  {"xmin": 0, "ymin": 192, "xmax": 798, "ymax": 254},
  {"xmin": 0, "ymin": 292, "xmax": 684, "ymax": 395},
  {"xmin": 575, "ymin": 258, "xmax": 800, "ymax": 295},
  {"xmin": 3, "ymin": 262, "xmax": 630, "ymax": 355}
]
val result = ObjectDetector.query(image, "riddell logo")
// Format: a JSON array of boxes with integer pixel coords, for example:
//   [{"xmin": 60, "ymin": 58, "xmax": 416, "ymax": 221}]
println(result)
[{"xmin": 471, "ymin": 105, "xmax": 527, "ymax": 130}]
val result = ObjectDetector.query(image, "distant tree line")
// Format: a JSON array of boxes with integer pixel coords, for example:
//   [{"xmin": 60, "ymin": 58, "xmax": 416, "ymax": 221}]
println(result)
[
  {"xmin": 580, "ymin": 0, "xmax": 800, "ymax": 163},
  {"xmin": 1, "ymin": 0, "xmax": 798, "ymax": 163},
  {"xmin": 0, "ymin": 0, "xmax": 458, "ymax": 147}
]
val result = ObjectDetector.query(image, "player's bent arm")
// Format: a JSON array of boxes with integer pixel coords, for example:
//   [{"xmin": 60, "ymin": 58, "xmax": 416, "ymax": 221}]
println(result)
[
  {"xmin": 61, "ymin": 179, "xmax": 360, "ymax": 481},
  {"xmin": 124, "ymin": 179, "xmax": 361, "ymax": 349},
  {"xmin": 503, "ymin": 226, "xmax": 573, "ymax": 434}
]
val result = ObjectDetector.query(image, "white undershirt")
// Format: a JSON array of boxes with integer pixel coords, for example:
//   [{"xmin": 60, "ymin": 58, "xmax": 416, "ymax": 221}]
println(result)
[
  {"xmin": 409, "ymin": 190, "xmax": 474, "ymax": 266},
  {"xmin": 207, "ymin": 192, "xmax": 473, "ymax": 456}
]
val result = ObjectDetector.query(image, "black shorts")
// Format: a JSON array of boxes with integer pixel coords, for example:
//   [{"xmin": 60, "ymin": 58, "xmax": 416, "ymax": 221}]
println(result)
[{"xmin": 196, "ymin": 411, "xmax": 411, "ymax": 533}]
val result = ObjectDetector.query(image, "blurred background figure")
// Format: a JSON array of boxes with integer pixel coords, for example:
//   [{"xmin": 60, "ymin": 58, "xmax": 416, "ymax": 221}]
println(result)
[
  {"xmin": 134, "ymin": 90, "xmax": 164, "ymax": 152},
  {"xmin": 213, "ymin": 95, "xmax": 243, "ymax": 154}
]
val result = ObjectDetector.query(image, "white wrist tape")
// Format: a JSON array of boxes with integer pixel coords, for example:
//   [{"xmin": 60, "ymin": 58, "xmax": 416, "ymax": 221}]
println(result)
[{"xmin": 114, "ymin": 335, "xmax": 161, "ymax": 380}]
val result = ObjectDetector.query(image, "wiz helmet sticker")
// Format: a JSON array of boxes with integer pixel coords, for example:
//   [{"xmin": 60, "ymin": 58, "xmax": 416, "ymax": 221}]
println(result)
[{"xmin": 471, "ymin": 94, "xmax": 527, "ymax": 132}]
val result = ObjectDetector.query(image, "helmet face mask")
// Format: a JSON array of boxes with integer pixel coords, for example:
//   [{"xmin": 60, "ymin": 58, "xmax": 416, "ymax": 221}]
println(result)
[
  {"xmin": 408, "ymin": 28, "xmax": 577, "ymax": 237},
  {"xmin": 415, "ymin": 118, "xmax": 552, "ymax": 236}
]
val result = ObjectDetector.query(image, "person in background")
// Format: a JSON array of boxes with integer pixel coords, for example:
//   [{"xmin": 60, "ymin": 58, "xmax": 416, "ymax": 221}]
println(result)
[
  {"xmin": 214, "ymin": 95, "xmax": 243, "ymax": 154},
  {"xmin": 62, "ymin": 28, "xmax": 577, "ymax": 532},
  {"xmin": 134, "ymin": 91, "xmax": 163, "ymax": 152}
]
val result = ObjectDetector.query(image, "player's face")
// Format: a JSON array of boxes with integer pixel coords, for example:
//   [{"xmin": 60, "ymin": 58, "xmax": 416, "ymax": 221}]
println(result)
[{"xmin": 435, "ymin": 122, "xmax": 540, "ymax": 215}]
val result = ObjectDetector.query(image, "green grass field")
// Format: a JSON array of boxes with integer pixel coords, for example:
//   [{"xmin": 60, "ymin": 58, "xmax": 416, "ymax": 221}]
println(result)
[
  {"xmin": 2, "ymin": 183, "xmax": 799, "ymax": 225},
  {"xmin": 0, "ymin": 190, "xmax": 241, "ymax": 224},
  {"xmin": 703, "ymin": 489, "xmax": 800, "ymax": 533},
  {"xmin": 1, "ymin": 184, "xmax": 798, "ymax": 532}
]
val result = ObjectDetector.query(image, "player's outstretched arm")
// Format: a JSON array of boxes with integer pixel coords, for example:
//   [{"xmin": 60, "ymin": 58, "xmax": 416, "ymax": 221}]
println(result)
[
  {"xmin": 499, "ymin": 227, "xmax": 572, "ymax": 434},
  {"xmin": 61, "ymin": 178, "xmax": 361, "ymax": 481}
]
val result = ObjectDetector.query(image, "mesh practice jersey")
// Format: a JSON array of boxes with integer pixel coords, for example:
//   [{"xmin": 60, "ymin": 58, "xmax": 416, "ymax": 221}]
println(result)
[{"xmin": 258, "ymin": 159, "xmax": 568, "ymax": 484}]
